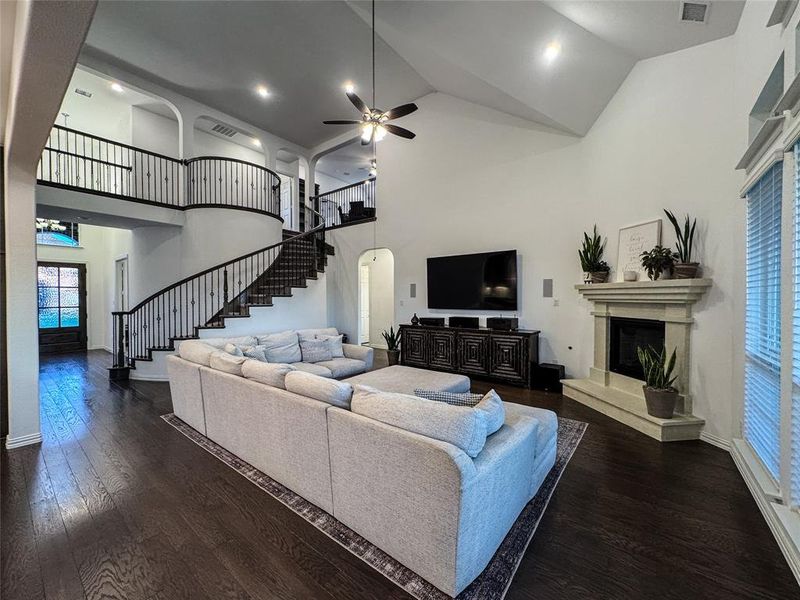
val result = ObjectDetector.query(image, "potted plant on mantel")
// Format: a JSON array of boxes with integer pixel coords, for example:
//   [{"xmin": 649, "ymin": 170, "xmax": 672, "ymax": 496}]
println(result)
[
  {"xmin": 382, "ymin": 326, "xmax": 401, "ymax": 366},
  {"xmin": 640, "ymin": 245, "xmax": 677, "ymax": 280},
  {"xmin": 578, "ymin": 225, "xmax": 611, "ymax": 284},
  {"xmin": 664, "ymin": 209, "xmax": 699, "ymax": 279},
  {"xmin": 637, "ymin": 345, "xmax": 679, "ymax": 419}
]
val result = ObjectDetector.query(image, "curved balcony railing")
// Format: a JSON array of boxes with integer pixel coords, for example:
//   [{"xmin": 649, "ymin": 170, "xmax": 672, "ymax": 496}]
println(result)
[
  {"xmin": 314, "ymin": 177, "xmax": 375, "ymax": 229},
  {"xmin": 185, "ymin": 156, "xmax": 281, "ymax": 215},
  {"xmin": 111, "ymin": 205, "xmax": 325, "ymax": 368},
  {"xmin": 37, "ymin": 126, "xmax": 282, "ymax": 218},
  {"xmin": 38, "ymin": 125, "xmax": 184, "ymax": 207}
]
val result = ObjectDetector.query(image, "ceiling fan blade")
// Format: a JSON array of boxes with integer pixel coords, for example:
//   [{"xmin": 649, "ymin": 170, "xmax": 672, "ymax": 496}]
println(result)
[
  {"xmin": 383, "ymin": 103, "xmax": 418, "ymax": 120},
  {"xmin": 384, "ymin": 123, "xmax": 416, "ymax": 139},
  {"xmin": 347, "ymin": 91, "xmax": 370, "ymax": 115},
  {"xmin": 323, "ymin": 120, "xmax": 363, "ymax": 125}
]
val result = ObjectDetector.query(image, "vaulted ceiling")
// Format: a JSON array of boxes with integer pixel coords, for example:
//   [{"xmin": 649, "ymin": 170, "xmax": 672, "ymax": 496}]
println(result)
[{"xmin": 82, "ymin": 0, "xmax": 745, "ymax": 147}]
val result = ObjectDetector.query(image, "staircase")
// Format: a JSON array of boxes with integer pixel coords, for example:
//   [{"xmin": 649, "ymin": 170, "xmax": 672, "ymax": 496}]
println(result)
[{"xmin": 110, "ymin": 208, "xmax": 331, "ymax": 379}]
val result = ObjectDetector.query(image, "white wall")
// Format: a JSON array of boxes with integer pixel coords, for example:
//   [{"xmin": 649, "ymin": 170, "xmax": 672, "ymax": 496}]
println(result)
[
  {"xmin": 328, "ymin": 35, "xmax": 741, "ymax": 442},
  {"xmin": 358, "ymin": 248, "xmax": 394, "ymax": 347}
]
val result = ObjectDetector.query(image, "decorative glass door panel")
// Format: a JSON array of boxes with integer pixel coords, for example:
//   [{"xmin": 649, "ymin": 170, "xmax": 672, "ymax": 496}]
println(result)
[{"xmin": 37, "ymin": 262, "xmax": 87, "ymax": 353}]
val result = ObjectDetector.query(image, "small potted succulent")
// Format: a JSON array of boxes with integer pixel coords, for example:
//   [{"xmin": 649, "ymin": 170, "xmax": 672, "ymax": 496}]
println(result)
[
  {"xmin": 664, "ymin": 209, "xmax": 699, "ymax": 279},
  {"xmin": 640, "ymin": 245, "xmax": 677, "ymax": 280},
  {"xmin": 382, "ymin": 326, "xmax": 401, "ymax": 366},
  {"xmin": 637, "ymin": 345, "xmax": 679, "ymax": 419},
  {"xmin": 579, "ymin": 225, "xmax": 611, "ymax": 283}
]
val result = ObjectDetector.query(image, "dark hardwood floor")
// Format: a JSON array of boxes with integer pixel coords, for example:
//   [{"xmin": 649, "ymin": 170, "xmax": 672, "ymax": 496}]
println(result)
[{"xmin": 2, "ymin": 350, "xmax": 798, "ymax": 600}]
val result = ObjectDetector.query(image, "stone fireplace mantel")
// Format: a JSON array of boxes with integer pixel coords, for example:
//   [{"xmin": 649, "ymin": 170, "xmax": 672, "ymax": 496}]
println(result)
[{"xmin": 562, "ymin": 278, "xmax": 712, "ymax": 442}]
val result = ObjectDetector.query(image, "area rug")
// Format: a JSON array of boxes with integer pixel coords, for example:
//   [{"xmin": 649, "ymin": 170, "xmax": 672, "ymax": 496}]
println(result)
[{"xmin": 162, "ymin": 413, "xmax": 587, "ymax": 600}]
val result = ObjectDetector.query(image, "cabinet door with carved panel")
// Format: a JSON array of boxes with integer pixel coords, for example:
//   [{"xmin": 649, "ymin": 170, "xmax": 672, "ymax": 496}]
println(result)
[
  {"xmin": 457, "ymin": 332, "xmax": 489, "ymax": 376},
  {"xmin": 401, "ymin": 328, "xmax": 428, "ymax": 367},
  {"xmin": 489, "ymin": 334, "xmax": 529, "ymax": 384},
  {"xmin": 429, "ymin": 330, "xmax": 457, "ymax": 370}
]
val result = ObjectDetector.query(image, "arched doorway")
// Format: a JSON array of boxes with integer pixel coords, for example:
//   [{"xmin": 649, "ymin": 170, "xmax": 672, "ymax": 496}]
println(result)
[{"xmin": 357, "ymin": 248, "xmax": 395, "ymax": 347}]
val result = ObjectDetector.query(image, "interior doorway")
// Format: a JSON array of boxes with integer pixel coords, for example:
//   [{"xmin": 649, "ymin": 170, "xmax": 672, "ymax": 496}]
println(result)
[
  {"xmin": 37, "ymin": 262, "xmax": 87, "ymax": 353},
  {"xmin": 357, "ymin": 249, "xmax": 395, "ymax": 348},
  {"xmin": 115, "ymin": 256, "xmax": 129, "ymax": 312}
]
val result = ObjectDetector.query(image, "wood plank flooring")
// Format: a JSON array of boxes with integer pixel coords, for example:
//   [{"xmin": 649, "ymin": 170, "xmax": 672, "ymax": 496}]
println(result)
[{"xmin": 1, "ymin": 350, "xmax": 798, "ymax": 600}]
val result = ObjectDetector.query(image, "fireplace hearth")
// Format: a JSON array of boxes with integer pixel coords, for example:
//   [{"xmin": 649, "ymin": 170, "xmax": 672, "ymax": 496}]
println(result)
[{"xmin": 609, "ymin": 317, "xmax": 665, "ymax": 381}]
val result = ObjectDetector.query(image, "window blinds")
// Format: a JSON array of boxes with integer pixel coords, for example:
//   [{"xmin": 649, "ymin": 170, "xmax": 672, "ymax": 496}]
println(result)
[{"xmin": 745, "ymin": 160, "xmax": 782, "ymax": 482}]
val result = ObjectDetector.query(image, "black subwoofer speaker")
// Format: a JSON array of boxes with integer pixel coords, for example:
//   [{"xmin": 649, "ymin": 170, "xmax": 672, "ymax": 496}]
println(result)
[
  {"xmin": 486, "ymin": 317, "xmax": 519, "ymax": 331},
  {"xmin": 418, "ymin": 317, "xmax": 446, "ymax": 326},
  {"xmin": 532, "ymin": 363, "xmax": 565, "ymax": 393}
]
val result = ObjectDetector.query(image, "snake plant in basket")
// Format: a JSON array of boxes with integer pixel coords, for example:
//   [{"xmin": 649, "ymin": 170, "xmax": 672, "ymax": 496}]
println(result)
[
  {"xmin": 382, "ymin": 326, "xmax": 401, "ymax": 366},
  {"xmin": 637, "ymin": 345, "xmax": 679, "ymax": 418},
  {"xmin": 578, "ymin": 225, "xmax": 611, "ymax": 283}
]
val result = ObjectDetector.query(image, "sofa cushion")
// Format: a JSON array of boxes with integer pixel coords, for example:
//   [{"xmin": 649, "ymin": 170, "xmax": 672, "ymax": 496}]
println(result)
[
  {"xmin": 285, "ymin": 371, "xmax": 353, "ymax": 408},
  {"xmin": 177, "ymin": 340, "xmax": 218, "ymax": 366},
  {"xmin": 200, "ymin": 335, "xmax": 257, "ymax": 349},
  {"xmin": 475, "ymin": 390, "xmax": 506, "ymax": 435},
  {"xmin": 259, "ymin": 331, "xmax": 302, "ymax": 364},
  {"xmin": 296, "ymin": 327, "xmax": 339, "ymax": 340},
  {"xmin": 241, "ymin": 360, "xmax": 295, "ymax": 389},
  {"xmin": 345, "ymin": 365, "xmax": 470, "ymax": 395},
  {"xmin": 315, "ymin": 358, "xmax": 366, "ymax": 378},
  {"xmin": 300, "ymin": 339, "xmax": 333, "ymax": 363},
  {"xmin": 351, "ymin": 385, "xmax": 488, "ymax": 457},
  {"xmin": 209, "ymin": 350, "xmax": 248, "ymax": 376},
  {"xmin": 319, "ymin": 334, "xmax": 345, "ymax": 358},
  {"xmin": 414, "ymin": 389, "xmax": 483, "ymax": 407},
  {"xmin": 224, "ymin": 342, "xmax": 244, "ymax": 357},
  {"xmin": 292, "ymin": 362, "xmax": 334, "ymax": 378}
]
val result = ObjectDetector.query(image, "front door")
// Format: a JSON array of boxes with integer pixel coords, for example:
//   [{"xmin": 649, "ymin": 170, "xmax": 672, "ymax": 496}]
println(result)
[{"xmin": 37, "ymin": 262, "xmax": 87, "ymax": 353}]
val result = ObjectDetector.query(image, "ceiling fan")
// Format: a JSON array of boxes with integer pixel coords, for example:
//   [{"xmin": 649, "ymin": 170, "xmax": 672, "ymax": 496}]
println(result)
[{"xmin": 323, "ymin": 0, "xmax": 417, "ymax": 145}]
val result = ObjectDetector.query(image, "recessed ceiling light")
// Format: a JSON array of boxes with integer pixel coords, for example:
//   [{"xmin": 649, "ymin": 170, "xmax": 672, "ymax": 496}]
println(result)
[
  {"xmin": 252, "ymin": 138, "xmax": 261, "ymax": 147},
  {"xmin": 544, "ymin": 41, "xmax": 561, "ymax": 63},
  {"xmin": 110, "ymin": 82, "xmax": 124, "ymax": 93},
  {"xmin": 256, "ymin": 85, "xmax": 269, "ymax": 98}
]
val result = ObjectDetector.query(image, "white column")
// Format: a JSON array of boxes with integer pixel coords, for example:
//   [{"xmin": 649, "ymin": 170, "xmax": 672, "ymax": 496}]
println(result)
[{"xmin": 4, "ymin": 162, "xmax": 41, "ymax": 448}]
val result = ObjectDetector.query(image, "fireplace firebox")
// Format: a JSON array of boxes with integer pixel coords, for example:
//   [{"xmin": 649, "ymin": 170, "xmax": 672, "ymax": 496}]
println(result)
[{"xmin": 609, "ymin": 317, "xmax": 665, "ymax": 381}]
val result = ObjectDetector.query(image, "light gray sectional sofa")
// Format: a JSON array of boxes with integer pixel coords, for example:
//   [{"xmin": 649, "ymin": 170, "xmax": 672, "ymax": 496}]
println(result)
[{"xmin": 167, "ymin": 329, "xmax": 557, "ymax": 597}]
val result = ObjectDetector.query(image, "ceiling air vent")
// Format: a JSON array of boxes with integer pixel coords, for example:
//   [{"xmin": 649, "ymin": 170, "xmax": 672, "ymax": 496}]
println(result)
[
  {"xmin": 74, "ymin": 88, "xmax": 93, "ymax": 98},
  {"xmin": 680, "ymin": 1, "xmax": 710, "ymax": 24},
  {"xmin": 211, "ymin": 123, "xmax": 237, "ymax": 138}
]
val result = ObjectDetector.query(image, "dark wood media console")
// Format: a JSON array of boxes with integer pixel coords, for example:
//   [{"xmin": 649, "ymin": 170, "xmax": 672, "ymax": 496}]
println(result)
[{"xmin": 399, "ymin": 324, "xmax": 540, "ymax": 388}]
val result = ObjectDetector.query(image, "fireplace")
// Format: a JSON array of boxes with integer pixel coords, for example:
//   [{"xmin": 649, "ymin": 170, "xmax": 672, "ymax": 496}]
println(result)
[{"xmin": 609, "ymin": 317, "xmax": 665, "ymax": 381}]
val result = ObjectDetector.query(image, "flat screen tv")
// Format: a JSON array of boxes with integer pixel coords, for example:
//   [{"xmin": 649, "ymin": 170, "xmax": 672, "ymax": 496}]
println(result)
[{"xmin": 427, "ymin": 250, "xmax": 517, "ymax": 311}]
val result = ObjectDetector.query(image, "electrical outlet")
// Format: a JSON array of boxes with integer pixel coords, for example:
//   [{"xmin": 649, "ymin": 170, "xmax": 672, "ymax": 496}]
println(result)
[{"xmin": 553, "ymin": 298, "xmax": 560, "ymax": 307}]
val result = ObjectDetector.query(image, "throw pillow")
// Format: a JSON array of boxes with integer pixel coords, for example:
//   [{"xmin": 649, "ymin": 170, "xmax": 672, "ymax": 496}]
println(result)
[
  {"xmin": 259, "ymin": 331, "xmax": 302, "ymax": 363},
  {"xmin": 209, "ymin": 351, "xmax": 247, "ymax": 376},
  {"xmin": 414, "ymin": 389, "xmax": 483, "ymax": 407},
  {"xmin": 223, "ymin": 342, "xmax": 244, "ymax": 357},
  {"xmin": 319, "ymin": 334, "xmax": 345, "ymax": 358},
  {"xmin": 285, "ymin": 371, "xmax": 353, "ymax": 408},
  {"xmin": 241, "ymin": 360, "xmax": 295, "ymax": 389},
  {"xmin": 238, "ymin": 344, "xmax": 268, "ymax": 362},
  {"xmin": 474, "ymin": 389, "xmax": 506, "ymax": 435},
  {"xmin": 352, "ymin": 385, "xmax": 488, "ymax": 457},
  {"xmin": 178, "ymin": 340, "xmax": 217, "ymax": 366},
  {"xmin": 300, "ymin": 339, "xmax": 333, "ymax": 363}
]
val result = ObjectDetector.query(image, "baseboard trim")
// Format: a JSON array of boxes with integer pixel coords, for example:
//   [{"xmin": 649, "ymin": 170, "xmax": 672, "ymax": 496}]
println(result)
[
  {"xmin": 700, "ymin": 431, "xmax": 731, "ymax": 451},
  {"xmin": 129, "ymin": 373, "xmax": 168, "ymax": 382},
  {"xmin": 6, "ymin": 432, "xmax": 43, "ymax": 449},
  {"xmin": 731, "ymin": 439, "xmax": 800, "ymax": 585}
]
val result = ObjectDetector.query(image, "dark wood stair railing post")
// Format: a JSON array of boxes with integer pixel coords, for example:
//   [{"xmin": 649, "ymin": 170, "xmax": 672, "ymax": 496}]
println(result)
[{"xmin": 109, "ymin": 311, "xmax": 130, "ymax": 380}]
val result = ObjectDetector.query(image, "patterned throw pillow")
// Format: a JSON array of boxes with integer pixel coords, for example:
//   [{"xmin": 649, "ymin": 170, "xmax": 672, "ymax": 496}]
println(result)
[
  {"xmin": 414, "ymin": 389, "xmax": 483, "ymax": 407},
  {"xmin": 319, "ymin": 334, "xmax": 345, "ymax": 358},
  {"xmin": 300, "ymin": 339, "xmax": 333, "ymax": 363},
  {"xmin": 238, "ymin": 344, "xmax": 268, "ymax": 362}
]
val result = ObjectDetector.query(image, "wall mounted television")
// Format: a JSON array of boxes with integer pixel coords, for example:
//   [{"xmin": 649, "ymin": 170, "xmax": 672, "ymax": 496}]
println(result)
[{"xmin": 427, "ymin": 250, "xmax": 518, "ymax": 311}]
